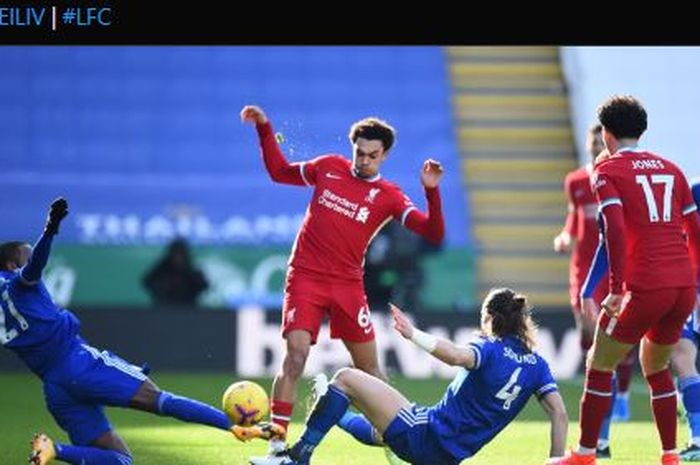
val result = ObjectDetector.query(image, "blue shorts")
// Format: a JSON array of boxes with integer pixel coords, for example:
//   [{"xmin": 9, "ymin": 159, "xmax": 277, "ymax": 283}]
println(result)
[
  {"xmin": 681, "ymin": 310, "xmax": 700, "ymax": 346},
  {"xmin": 42, "ymin": 343, "xmax": 147, "ymax": 445},
  {"xmin": 383, "ymin": 404, "xmax": 458, "ymax": 465}
]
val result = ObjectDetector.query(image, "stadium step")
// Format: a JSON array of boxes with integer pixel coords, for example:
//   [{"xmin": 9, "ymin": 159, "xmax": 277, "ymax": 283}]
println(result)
[
  {"xmin": 445, "ymin": 46, "xmax": 577, "ymax": 307},
  {"xmin": 445, "ymin": 46, "xmax": 560, "ymax": 61},
  {"xmin": 459, "ymin": 126, "xmax": 574, "ymax": 152},
  {"xmin": 468, "ymin": 189, "xmax": 566, "ymax": 221},
  {"xmin": 454, "ymin": 94, "xmax": 571, "ymax": 124},
  {"xmin": 462, "ymin": 159, "xmax": 577, "ymax": 185},
  {"xmin": 479, "ymin": 255, "xmax": 569, "ymax": 285}
]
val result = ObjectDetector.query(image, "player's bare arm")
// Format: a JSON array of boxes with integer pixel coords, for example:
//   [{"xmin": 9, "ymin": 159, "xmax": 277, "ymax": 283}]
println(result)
[
  {"xmin": 390, "ymin": 303, "xmax": 476, "ymax": 368},
  {"xmin": 539, "ymin": 391, "xmax": 568, "ymax": 461},
  {"xmin": 240, "ymin": 105, "xmax": 309, "ymax": 187}
]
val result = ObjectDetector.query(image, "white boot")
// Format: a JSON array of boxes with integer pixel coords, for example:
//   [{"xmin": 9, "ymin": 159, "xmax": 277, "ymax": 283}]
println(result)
[
  {"xmin": 311, "ymin": 372, "xmax": 329, "ymax": 400},
  {"xmin": 249, "ymin": 440, "xmax": 290, "ymax": 465}
]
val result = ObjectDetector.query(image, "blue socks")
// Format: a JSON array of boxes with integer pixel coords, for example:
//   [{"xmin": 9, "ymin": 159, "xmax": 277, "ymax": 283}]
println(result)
[
  {"xmin": 291, "ymin": 384, "xmax": 350, "ymax": 461},
  {"xmin": 680, "ymin": 375, "xmax": 700, "ymax": 443},
  {"xmin": 157, "ymin": 391, "xmax": 231, "ymax": 431},
  {"xmin": 55, "ymin": 443, "xmax": 132, "ymax": 465},
  {"xmin": 53, "ymin": 391, "xmax": 233, "ymax": 464},
  {"xmin": 338, "ymin": 411, "xmax": 379, "ymax": 446}
]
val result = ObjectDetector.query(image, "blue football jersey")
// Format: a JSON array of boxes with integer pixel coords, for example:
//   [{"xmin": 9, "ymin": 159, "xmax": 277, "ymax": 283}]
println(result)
[
  {"xmin": 0, "ymin": 270, "xmax": 80, "ymax": 376},
  {"xmin": 428, "ymin": 335, "xmax": 558, "ymax": 460},
  {"xmin": 693, "ymin": 179, "xmax": 700, "ymax": 217}
]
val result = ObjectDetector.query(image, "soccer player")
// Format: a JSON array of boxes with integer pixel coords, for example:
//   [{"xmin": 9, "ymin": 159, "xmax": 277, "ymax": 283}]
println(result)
[
  {"xmin": 554, "ymin": 124, "xmax": 636, "ymax": 426},
  {"xmin": 241, "ymin": 289, "xmax": 568, "ymax": 465},
  {"xmin": 554, "ymin": 96, "xmax": 700, "ymax": 465},
  {"xmin": 0, "ymin": 199, "xmax": 241, "ymax": 465},
  {"xmin": 671, "ymin": 177, "xmax": 700, "ymax": 461},
  {"xmin": 554, "ymin": 124, "xmax": 607, "ymax": 349},
  {"xmin": 239, "ymin": 105, "xmax": 445, "ymax": 464}
]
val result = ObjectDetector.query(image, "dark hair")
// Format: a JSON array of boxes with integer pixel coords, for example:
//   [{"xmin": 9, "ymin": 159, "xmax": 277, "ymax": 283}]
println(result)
[
  {"xmin": 0, "ymin": 241, "xmax": 27, "ymax": 271},
  {"xmin": 597, "ymin": 95, "xmax": 647, "ymax": 139},
  {"xmin": 589, "ymin": 123, "xmax": 602, "ymax": 137},
  {"xmin": 586, "ymin": 123, "xmax": 604, "ymax": 160},
  {"xmin": 348, "ymin": 117, "xmax": 396, "ymax": 151},
  {"xmin": 481, "ymin": 287, "xmax": 538, "ymax": 351}
]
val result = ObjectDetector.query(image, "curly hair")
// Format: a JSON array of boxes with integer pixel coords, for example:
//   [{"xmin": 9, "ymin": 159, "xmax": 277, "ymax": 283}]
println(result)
[
  {"xmin": 597, "ymin": 95, "xmax": 647, "ymax": 140},
  {"xmin": 348, "ymin": 117, "xmax": 396, "ymax": 151},
  {"xmin": 481, "ymin": 287, "xmax": 538, "ymax": 351}
]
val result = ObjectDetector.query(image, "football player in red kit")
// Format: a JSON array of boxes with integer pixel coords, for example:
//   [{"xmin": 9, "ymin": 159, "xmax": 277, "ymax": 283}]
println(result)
[
  {"xmin": 239, "ymin": 105, "xmax": 445, "ymax": 465},
  {"xmin": 555, "ymin": 124, "xmax": 636, "ymax": 428},
  {"xmin": 554, "ymin": 96, "xmax": 700, "ymax": 465}
]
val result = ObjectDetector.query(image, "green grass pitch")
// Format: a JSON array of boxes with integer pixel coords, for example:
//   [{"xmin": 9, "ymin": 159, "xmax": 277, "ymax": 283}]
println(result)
[{"xmin": 0, "ymin": 372, "xmax": 686, "ymax": 464}]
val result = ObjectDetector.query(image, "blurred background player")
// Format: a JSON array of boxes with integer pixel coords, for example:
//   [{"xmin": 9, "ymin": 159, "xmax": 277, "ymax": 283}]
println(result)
[
  {"xmin": 142, "ymin": 237, "xmax": 209, "ymax": 307},
  {"xmin": 0, "ymin": 199, "xmax": 241, "ymax": 465},
  {"xmin": 671, "ymin": 177, "xmax": 700, "ymax": 462},
  {"xmin": 240, "ymin": 105, "xmax": 445, "ymax": 465},
  {"xmin": 364, "ymin": 221, "xmax": 440, "ymax": 313},
  {"xmin": 554, "ymin": 124, "xmax": 636, "ymax": 427},
  {"xmin": 555, "ymin": 96, "xmax": 700, "ymax": 465},
  {"xmin": 262, "ymin": 289, "xmax": 568, "ymax": 465},
  {"xmin": 554, "ymin": 124, "xmax": 607, "ymax": 351}
]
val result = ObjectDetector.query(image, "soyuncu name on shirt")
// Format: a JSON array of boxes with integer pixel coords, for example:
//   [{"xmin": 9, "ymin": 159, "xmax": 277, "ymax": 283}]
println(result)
[{"xmin": 503, "ymin": 346, "xmax": 537, "ymax": 365}]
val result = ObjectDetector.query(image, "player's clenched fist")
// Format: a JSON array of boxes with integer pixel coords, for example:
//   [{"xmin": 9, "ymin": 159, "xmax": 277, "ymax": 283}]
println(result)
[{"xmin": 240, "ymin": 105, "xmax": 268, "ymax": 125}]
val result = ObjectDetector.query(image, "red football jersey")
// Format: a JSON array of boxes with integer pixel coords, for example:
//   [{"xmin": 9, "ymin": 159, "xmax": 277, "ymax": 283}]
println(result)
[
  {"xmin": 563, "ymin": 165, "xmax": 603, "ymax": 289},
  {"xmin": 255, "ymin": 122, "xmax": 444, "ymax": 283},
  {"xmin": 593, "ymin": 148, "xmax": 698, "ymax": 292},
  {"xmin": 291, "ymin": 155, "xmax": 422, "ymax": 282}
]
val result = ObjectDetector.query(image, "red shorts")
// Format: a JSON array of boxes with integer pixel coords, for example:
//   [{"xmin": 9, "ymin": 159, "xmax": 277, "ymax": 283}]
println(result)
[
  {"xmin": 281, "ymin": 271, "xmax": 374, "ymax": 344},
  {"xmin": 598, "ymin": 286, "xmax": 697, "ymax": 345}
]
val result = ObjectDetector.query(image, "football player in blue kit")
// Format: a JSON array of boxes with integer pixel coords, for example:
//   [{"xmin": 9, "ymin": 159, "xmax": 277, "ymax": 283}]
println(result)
[
  {"xmin": 0, "ymin": 198, "xmax": 238, "ymax": 465},
  {"xmin": 262, "ymin": 287, "xmax": 569, "ymax": 465}
]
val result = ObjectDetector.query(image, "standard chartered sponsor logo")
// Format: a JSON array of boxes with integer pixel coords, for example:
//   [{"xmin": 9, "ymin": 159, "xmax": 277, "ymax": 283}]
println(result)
[
  {"xmin": 318, "ymin": 189, "xmax": 371, "ymax": 222},
  {"xmin": 321, "ymin": 189, "xmax": 359, "ymax": 210},
  {"xmin": 318, "ymin": 195, "xmax": 356, "ymax": 219}
]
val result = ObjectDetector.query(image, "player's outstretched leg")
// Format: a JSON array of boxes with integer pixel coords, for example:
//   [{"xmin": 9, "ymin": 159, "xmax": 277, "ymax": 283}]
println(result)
[
  {"xmin": 29, "ymin": 433, "xmax": 134, "ymax": 465},
  {"xmin": 130, "ymin": 378, "xmax": 235, "ymax": 433},
  {"xmin": 313, "ymin": 373, "xmax": 379, "ymax": 446}
]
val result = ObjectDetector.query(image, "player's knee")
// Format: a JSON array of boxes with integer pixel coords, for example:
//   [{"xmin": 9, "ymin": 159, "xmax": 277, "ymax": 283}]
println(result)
[
  {"xmin": 588, "ymin": 356, "xmax": 616, "ymax": 371},
  {"xmin": 639, "ymin": 356, "xmax": 670, "ymax": 377},
  {"xmin": 331, "ymin": 367, "xmax": 360, "ymax": 391},
  {"xmin": 129, "ymin": 379, "xmax": 162, "ymax": 413},
  {"xmin": 671, "ymin": 345, "xmax": 697, "ymax": 377},
  {"xmin": 357, "ymin": 364, "xmax": 385, "ymax": 381},
  {"xmin": 584, "ymin": 350, "xmax": 595, "ymax": 371}
]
